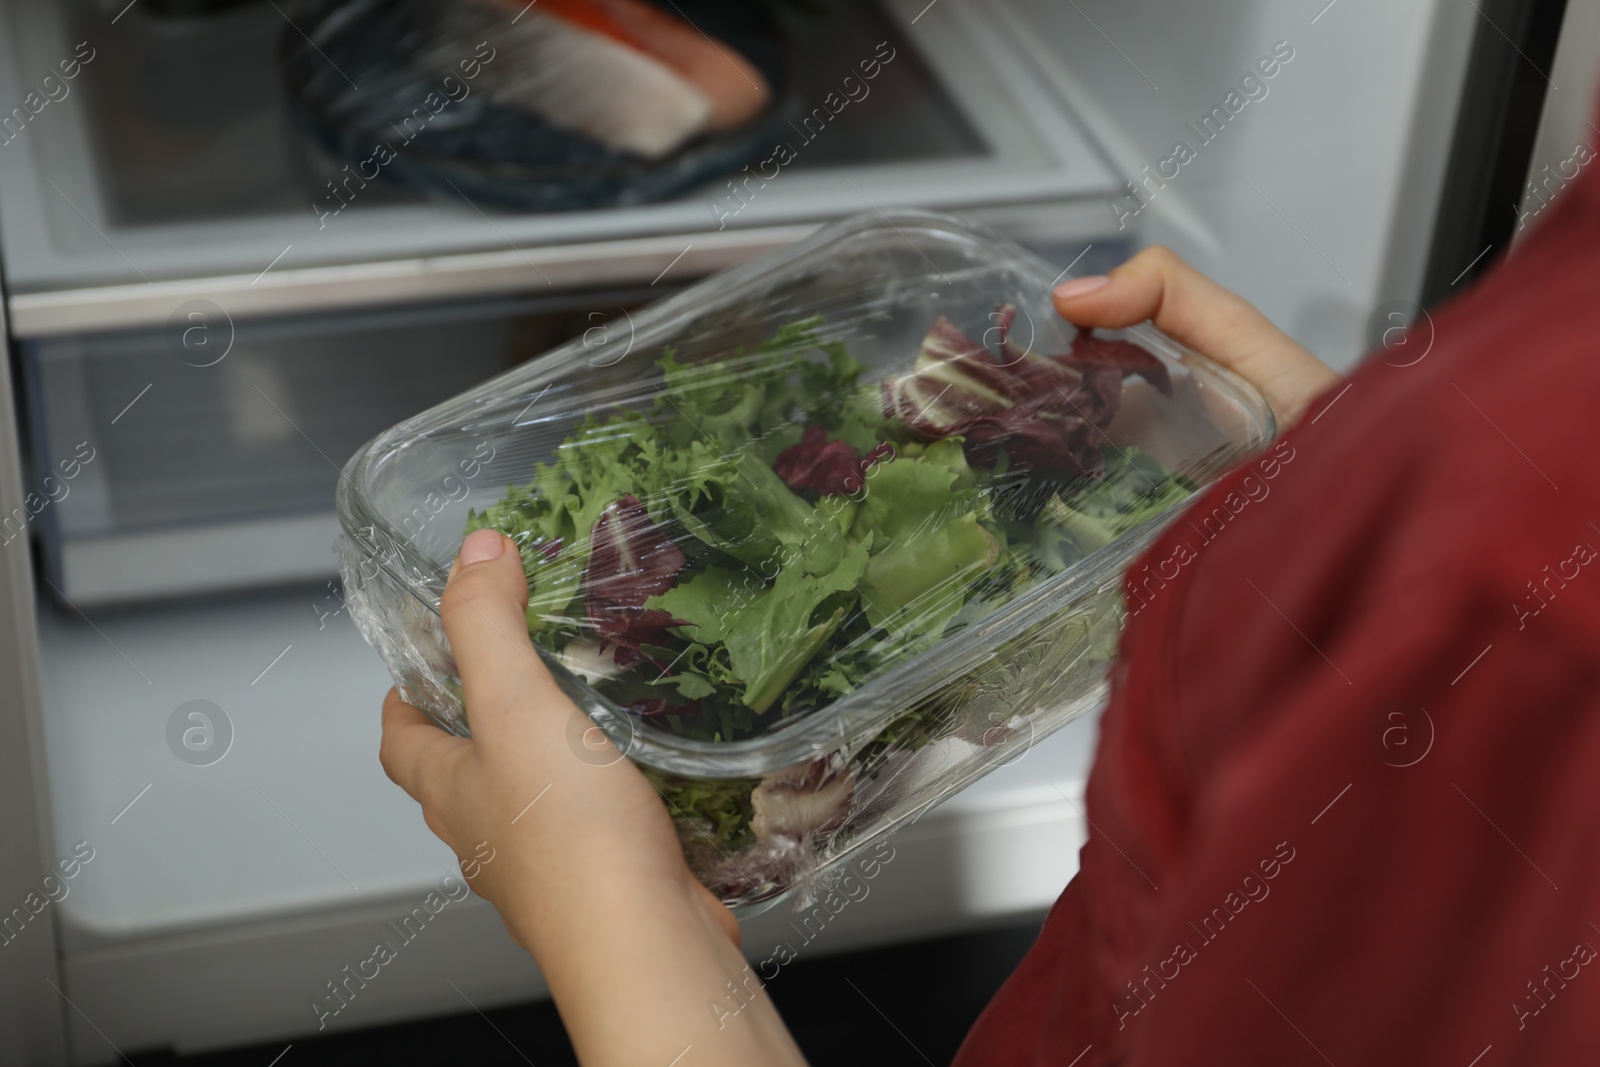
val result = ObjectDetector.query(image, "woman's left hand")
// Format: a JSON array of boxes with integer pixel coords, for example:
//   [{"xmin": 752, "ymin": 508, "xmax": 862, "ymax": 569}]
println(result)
[{"xmin": 378, "ymin": 527, "xmax": 806, "ymax": 1066}]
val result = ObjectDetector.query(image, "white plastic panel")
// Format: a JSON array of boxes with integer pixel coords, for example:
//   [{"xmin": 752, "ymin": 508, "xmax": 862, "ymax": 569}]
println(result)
[
  {"xmin": 38, "ymin": 593, "xmax": 455, "ymax": 941},
  {"xmin": 997, "ymin": 0, "xmax": 1480, "ymax": 370},
  {"xmin": 59, "ymin": 513, "xmax": 343, "ymax": 604}
]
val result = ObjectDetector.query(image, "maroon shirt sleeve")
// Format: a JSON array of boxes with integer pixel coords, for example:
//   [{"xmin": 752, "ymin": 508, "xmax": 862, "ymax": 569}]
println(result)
[{"xmin": 954, "ymin": 122, "xmax": 1600, "ymax": 1066}]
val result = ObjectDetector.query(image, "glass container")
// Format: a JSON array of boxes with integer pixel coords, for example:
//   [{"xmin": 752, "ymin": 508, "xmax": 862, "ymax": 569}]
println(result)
[{"xmin": 337, "ymin": 209, "xmax": 1274, "ymax": 908}]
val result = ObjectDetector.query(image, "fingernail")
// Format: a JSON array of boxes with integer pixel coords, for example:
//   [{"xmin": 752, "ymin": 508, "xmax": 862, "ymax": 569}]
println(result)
[
  {"xmin": 1054, "ymin": 275, "xmax": 1110, "ymax": 300},
  {"xmin": 458, "ymin": 528, "xmax": 506, "ymax": 567}
]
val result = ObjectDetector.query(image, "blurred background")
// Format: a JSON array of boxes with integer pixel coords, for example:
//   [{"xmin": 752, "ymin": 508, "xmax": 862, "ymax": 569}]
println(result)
[{"xmin": 0, "ymin": 0, "xmax": 1590, "ymax": 1062}]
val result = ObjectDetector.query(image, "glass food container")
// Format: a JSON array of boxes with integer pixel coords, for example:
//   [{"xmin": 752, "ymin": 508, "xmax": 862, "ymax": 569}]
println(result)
[{"xmin": 337, "ymin": 209, "xmax": 1274, "ymax": 909}]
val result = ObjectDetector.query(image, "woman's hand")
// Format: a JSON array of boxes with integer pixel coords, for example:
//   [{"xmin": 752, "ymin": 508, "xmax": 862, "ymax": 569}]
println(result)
[
  {"xmin": 1053, "ymin": 246, "xmax": 1339, "ymax": 429},
  {"xmin": 379, "ymin": 527, "xmax": 806, "ymax": 1066}
]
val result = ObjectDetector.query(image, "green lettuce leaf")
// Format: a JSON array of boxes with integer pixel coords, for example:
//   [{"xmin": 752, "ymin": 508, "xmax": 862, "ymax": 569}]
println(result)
[{"xmin": 650, "ymin": 541, "xmax": 870, "ymax": 713}]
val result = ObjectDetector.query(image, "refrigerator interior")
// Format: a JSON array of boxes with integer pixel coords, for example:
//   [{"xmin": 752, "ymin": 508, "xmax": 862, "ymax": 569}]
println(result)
[{"xmin": 0, "ymin": 0, "xmax": 1489, "ymax": 1060}]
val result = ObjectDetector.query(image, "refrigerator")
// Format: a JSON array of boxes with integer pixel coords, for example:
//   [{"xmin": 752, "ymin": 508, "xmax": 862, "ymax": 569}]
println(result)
[{"xmin": 0, "ymin": 0, "xmax": 1586, "ymax": 1060}]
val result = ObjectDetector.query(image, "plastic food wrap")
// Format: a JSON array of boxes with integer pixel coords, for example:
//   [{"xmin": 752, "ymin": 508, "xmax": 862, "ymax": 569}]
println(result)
[
  {"xmin": 337, "ymin": 209, "xmax": 1275, "ymax": 909},
  {"xmin": 280, "ymin": 0, "xmax": 797, "ymax": 211}
]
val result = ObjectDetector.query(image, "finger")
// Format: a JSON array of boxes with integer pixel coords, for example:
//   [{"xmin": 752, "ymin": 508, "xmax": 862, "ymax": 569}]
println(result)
[
  {"xmin": 1052, "ymin": 246, "xmax": 1337, "ymax": 425},
  {"xmin": 439, "ymin": 528, "xmax": 559, "ymax": 736},
  {"xmin": 380, "ymin": 688, "xmax": 468, "ymax": 800},
  {"xmin": 1052, "ymin": 245, "xmax": 1285, "ymax": 354}
]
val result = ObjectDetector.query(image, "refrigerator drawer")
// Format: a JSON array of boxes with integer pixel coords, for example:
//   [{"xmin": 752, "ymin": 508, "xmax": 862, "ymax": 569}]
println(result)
[{"xmin": 18, "ymin": 294, "xmax": 636, "ymax": 605}]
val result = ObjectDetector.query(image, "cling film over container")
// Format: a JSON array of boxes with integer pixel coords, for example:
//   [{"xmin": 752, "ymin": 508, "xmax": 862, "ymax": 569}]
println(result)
[{"xmin": 337, "ymin": 209, "xmax": 1275, "ymax": 909}]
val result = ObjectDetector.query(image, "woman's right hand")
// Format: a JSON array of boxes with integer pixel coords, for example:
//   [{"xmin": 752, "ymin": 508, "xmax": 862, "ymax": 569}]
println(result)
[{"xmin": 1052, "ymin": 246, "xmax": 1340, "ymax": 430}]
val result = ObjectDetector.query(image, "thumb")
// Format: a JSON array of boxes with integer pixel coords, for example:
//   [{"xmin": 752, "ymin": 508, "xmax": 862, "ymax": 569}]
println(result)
[
  {"xmin": 440, "ymin": 528, "xmax": 556, "ymax": 736},
  {"xmin": 1051, "ymin": 246, "xmax": 1337, "ymax": 426}
]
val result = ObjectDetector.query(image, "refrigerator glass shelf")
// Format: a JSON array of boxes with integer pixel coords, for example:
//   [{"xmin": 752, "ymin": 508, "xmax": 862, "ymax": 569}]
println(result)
[{"xmin": 0, "ymin": 0, "xmax": 1118, "ymax": 299}]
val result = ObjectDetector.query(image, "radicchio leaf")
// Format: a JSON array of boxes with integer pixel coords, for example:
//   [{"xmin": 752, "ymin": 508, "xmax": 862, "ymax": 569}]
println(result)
[
  {"xmin": 625, "ymin": 698, "xmax": 701, "ymax": 720},
  {"xmin": 773, "ymin": 424, "xmax": 895, "ymax": 496},
  {"xmin": 880, "ymin": 303, "xmax": 1181, "ymax": 477},
  {"xmin": 881, "ymin": 316, "xmax": 1010, "ymax": 437},
  {"xmin": 1049, "ymin": 361, "xmax": 1122, "ymax": 429},
  {"xmin": 957, "ymin": 408, "xmax": 1104, "ymax": 478},
  {"xmin": 992, "ymin": 302, "xmax": 1033, "ymax": 367},
  {"xmin": 1067, "ymin": 334, "xmax": 1174, "ymax": 397},
  {"xmin": 882, "ymin": 306, "xmax": 1154, "ymax": 476},
  {"xmin": 584, "ymin": 495, "xmax": 687, "ymax": 662},
  {"xmin": 917, "ymin": 316, "xmax": 1019, "ymax": 407},
  {"xmin": 991, "ymin": 304, "xmax": 1085, "ymax": 395}
]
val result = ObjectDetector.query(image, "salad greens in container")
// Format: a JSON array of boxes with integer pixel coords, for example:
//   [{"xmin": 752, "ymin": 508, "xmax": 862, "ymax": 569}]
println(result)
[{"xmin": 337, "ymin": 209, "xmax": 1274, "ymax": 909}]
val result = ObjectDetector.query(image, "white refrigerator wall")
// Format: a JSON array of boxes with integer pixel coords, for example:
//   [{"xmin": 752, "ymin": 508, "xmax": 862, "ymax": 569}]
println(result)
[{"xmin": 1003, "ymin": 0, "xmax": 1479, "ymax": 371}]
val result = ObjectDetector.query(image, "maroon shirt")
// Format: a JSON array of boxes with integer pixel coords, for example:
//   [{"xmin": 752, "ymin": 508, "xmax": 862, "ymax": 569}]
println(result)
[{"xmin": 954, "ymin": 143, "xmax": 1600, "ymax": 1063}]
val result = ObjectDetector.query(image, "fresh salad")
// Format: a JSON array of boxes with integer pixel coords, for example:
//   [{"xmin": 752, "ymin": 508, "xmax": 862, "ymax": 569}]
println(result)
[{"xmin": 465, "ymin": 306, "xmax": 1195, "ymax": 857}]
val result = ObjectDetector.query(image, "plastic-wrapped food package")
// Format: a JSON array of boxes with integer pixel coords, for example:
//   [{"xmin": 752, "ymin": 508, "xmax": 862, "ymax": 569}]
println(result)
[
  {"xmin": 280, "ymin": 0, "xmax": 797, "ymax": 211},
  {"xmin": 337, "ymin": 209, "xmax": 1275, "ymax": 909}
]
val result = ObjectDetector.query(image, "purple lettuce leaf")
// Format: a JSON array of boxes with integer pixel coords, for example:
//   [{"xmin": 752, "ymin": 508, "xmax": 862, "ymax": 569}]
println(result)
[
  {"xmin": 773, "ymin": 424, "xmax": 896, "ymax": 497},
  {"xmin": 881, "ymin": 306, "xmax": 1169, "ymax": 476},
  {"xmin": 624, "ymin": 697, "xmax": 702, "ymax": 720},
  {"xmin": 954, "ymin": 407, "xmax": 1104, "ymax": 479},
  {"xmin": 1066, "ymin": 333, "xmax": 1174, "ymax": 397},
  {"xmin": 583, "ymin": 494, "xmax": 688, "ymax": 663}
]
